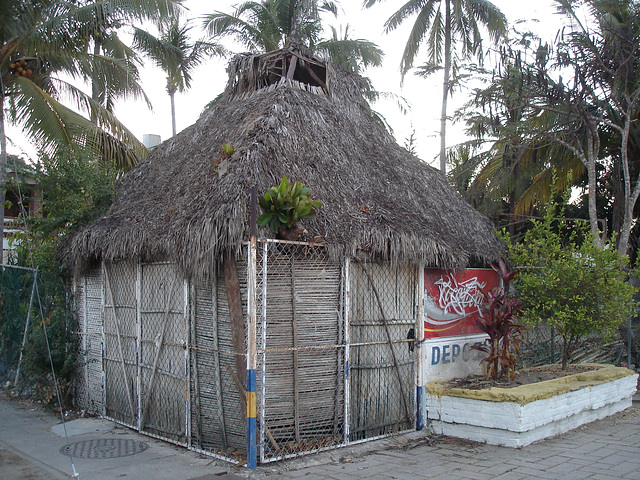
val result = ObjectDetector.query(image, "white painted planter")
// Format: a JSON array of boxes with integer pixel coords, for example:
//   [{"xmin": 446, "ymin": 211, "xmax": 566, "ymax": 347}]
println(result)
[{"xmin": 424, "ymin": 365, "xmax": 638, "ymax": 448}]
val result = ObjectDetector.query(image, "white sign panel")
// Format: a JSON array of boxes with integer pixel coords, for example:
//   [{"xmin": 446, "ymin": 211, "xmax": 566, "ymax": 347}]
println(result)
[{"xmin": 421, "ymin": 333, "xmax": 488, "ymax": 383}]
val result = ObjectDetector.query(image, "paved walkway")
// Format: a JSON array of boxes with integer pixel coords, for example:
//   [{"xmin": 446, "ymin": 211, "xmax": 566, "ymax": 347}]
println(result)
[{"xmin": 1, "ymin": 390, "xmax": 639, "ymax": 480}]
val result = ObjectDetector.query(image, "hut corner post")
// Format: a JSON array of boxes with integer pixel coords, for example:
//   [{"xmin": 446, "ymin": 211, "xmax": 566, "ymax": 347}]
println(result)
[
  {"xmin": 415, "ymin": 263, "xmax": 425, "ymax": 431},
  {"xmin": 246, "ymin": 186, "xmax": 258, "ymax": 469}
]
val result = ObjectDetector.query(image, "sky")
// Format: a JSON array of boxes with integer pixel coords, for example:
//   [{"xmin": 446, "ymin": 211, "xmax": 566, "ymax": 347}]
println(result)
[{"xmin": 5, "ymin": 0, "xmax": 567, "ymax": 166}]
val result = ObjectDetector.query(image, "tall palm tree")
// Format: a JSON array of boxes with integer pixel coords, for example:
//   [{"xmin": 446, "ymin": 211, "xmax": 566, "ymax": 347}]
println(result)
[
  {"xmin": 69, "ymin": 0, "xmax": 183, "ymax": 118},
  {"xmin": 203, "ymin": 0, "xmax": 383, "ymax": 73},
  {"xmin": 133, "ymin": 17, "xmax": 226, "ymax": 136},
  {"xmin": 365, "ymin": 0, "xmax": 507, "ymax": 175}
]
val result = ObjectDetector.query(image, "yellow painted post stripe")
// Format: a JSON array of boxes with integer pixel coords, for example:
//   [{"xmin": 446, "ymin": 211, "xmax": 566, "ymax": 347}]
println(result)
[{"xmin": 246, "ymin": 391, "xmax": 257, "ymax": 417}]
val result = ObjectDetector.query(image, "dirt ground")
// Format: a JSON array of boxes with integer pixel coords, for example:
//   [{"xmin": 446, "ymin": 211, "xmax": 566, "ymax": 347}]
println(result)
[
  {"xmin": 443, "ymin": 364, "xmax": 598, "ymax": 390},
  {"xmin": 0, "ymin": 445, "xmax": 51, "ymax": 480}
]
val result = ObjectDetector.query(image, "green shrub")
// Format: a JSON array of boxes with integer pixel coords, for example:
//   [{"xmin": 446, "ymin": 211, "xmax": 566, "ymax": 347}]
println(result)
[{"xmin": 503, "ymin": 200, "xmax": 637, "ymax": 368}]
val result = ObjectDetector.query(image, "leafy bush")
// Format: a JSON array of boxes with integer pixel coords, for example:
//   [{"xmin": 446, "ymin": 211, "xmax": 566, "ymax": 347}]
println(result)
[{"xmin": 503, "ymin": 200, "xmax": 637, "ymax": 369}]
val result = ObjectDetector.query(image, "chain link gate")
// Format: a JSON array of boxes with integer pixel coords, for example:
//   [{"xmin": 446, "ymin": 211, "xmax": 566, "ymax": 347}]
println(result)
[
  {"xmin": 256, "ymin": 241, "xmax": 345, "ymax": 462},
  {"xmin": 254, "ymin": 242, "xmax": 418, "ymax": 462},
  {"xmin": 139, "ymin": 261, "xmax": 187, "ymax": 443},
  {"xmin": 347, "ymin": 260, "xmax": 417, "ymax": 441},
  {"xmin": 102, "ymin": 260, "xmax": 188, "ymax": 444},
  {"xmin": 103, "ymin": 259, "xmax": 138, "ymax": 427}
]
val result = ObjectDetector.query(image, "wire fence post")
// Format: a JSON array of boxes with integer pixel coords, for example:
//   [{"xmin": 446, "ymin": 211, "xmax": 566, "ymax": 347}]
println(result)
[
  {"xmin": 14, "ymin": 268, "xmax": 38, "ymax": 385},
  {"xmin": 628, "ymin": 315, "xmax": 633, "ymax": 368},
  {"xmin": 415, "ymin": 263, "xmax": 424, "ymax": 431}
]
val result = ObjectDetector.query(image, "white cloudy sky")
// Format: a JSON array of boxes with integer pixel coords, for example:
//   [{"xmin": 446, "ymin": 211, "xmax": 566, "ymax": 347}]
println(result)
[{"xmin": 5, "ymin": 0, "xmax": 568, "ymax": 165}]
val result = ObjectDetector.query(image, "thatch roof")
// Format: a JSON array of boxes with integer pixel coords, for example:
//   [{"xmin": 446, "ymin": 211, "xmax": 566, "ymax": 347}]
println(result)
[{"xmin": 65, "ymin": 46, "xmax": 502, "ymax": 279}]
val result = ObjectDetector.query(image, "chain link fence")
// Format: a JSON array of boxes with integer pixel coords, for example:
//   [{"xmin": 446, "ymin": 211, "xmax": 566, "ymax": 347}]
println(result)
[
  {"xmin": 73, "ymin": 242, "xmax": 421, "ymax": 465},
  {"xmin": 520, "ymin": 322, "xmax": 633, "ymax": 368},
  {"xmin": 1, "ymin": 264, "xmax": 79, "ymax": 406},
  {"xmin": 257, "ymin": 242, "xmax": 344, "ymax": 461},
  {"xmin": 0, "ymin": 265, "xmax": 35, "ymax": 367},
  {"xmin": 348, "ymin": 260, "xmax": 417, "ymax": 442}
]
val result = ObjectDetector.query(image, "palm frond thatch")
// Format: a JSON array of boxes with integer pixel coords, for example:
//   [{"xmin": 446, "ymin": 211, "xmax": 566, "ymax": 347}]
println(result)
[{"xmin": 65, "ymin": 46, "xmax": 502, "ymax": 278}]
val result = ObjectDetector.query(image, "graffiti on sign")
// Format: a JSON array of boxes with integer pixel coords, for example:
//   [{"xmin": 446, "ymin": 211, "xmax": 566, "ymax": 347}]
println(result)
[{"xmin": 424, "ymin": 268, "xmax": 499, "ymax": 338}]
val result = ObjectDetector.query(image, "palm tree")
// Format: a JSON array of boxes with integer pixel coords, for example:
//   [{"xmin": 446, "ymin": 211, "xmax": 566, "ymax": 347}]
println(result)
[
  {"xmin": 133, "ymin": 17, "xmax": 226, "ymax": 136},
  {"xmin": 202, "ymin": 0, "xmax": 383, "ymax": 72},
  {"xmin": 365, "ymin": 0, "xmax": 507, "ymax": 175},
  {"xmin": 0, "ymin": 0, "xmax": 172, "ymax": 243},
  {"xmin": 69, "ymin": 0, "xmax": 183, "ymax": 117}
]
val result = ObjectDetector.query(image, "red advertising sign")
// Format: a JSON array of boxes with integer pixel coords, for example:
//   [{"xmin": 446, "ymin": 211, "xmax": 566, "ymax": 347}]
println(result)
[{"xmin": 424, "ymin": 268, "xmax": 500, "ymax": 339}]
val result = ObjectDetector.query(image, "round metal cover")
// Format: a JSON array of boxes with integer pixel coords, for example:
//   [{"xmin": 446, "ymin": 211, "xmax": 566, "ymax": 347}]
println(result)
[{"xmin": 59, "ymin": 438, "xmax": 148, "ymax": 459}]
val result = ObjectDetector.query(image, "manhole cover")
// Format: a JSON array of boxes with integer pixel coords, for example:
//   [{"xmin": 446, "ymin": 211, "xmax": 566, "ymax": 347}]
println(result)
[{"xmin": 60, "ymin": 439, "xmax": 148, "ymax": 459}]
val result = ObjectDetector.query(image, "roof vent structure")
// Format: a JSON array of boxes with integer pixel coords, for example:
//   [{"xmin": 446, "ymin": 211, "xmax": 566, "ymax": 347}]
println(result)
[{"xmin": 227, "ymin": 47, "xmax": 328, "ymax": 98}]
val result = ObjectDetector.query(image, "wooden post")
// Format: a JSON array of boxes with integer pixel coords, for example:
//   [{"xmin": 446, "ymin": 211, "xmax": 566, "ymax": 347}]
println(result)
[{"xmin": 246, "ymin": 185, "xmax": 258, "ymax": 469}]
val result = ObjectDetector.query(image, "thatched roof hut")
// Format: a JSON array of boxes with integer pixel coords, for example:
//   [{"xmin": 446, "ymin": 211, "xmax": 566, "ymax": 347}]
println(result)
[{"xmin": 66, "ymin": 45, "xmax": 501, "ymax": 278}]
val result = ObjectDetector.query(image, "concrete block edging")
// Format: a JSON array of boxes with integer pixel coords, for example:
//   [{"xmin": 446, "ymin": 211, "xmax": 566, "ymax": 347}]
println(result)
[{"xmin": 424, "ymin": 365, "xmax": 638, "ymax": 447}]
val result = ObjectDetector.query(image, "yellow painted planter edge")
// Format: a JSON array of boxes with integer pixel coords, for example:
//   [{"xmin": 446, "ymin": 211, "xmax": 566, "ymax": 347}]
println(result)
[{"xmin": 425, "ymin": 364, "xmax": 637, "ymax": 405}]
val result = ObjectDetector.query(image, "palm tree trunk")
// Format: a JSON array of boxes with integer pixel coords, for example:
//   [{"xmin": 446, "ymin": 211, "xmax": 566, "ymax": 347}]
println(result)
[
  {"xmin": 439, "ymin": 0, "xmax": 452, "ymax": 176},
  {"xmin": 617, "ymin": 105, "xmax": 639, "ymax": 257},
  {"xmin": 0, "ymin": 94, "xmax": 6, "ymax": 262},
  {"xmin": 91, "ymin": 40, "xmax": 101, "ymax": 124},
  {"xmin": 170, "ymin": 90, "xmax": 177, "ymax": 137},
  {"xmin": 585, "ymin": 131, "xmax": 602, "ymax": 247}
]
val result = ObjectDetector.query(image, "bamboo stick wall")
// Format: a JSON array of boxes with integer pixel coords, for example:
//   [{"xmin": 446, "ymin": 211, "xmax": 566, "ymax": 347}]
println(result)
[
  {"xmin": 257, "ymin": 243, "xmax": 344, "ymax": 461},
  {"xmin": 74, "ymin": 267, "xmax": 104, "ymax": 415},
  {"xmin": 74, "ymin": 242, "xmax": 420, "ymax": 465}
]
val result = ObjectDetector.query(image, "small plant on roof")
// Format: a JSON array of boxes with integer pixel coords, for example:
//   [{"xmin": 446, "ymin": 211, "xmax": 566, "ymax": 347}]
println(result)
[
  {"xmin": 471, "ymin": 259, "xmax": 526, "ymax": 381},
  {"xmin": 257, "ymin": 176, "xmax": 321, "ymax": 240}
]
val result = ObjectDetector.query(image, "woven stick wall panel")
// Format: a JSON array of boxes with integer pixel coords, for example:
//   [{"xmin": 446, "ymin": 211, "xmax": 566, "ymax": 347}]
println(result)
[
  {"xmin": 139, "ymin": 262, "xmax": 186, "ymax": 443},
  {"xmin": 191, "ymin": 272, "xmax": 245, "ymax": 457},
  {"xmin": 348, "ymin": 262, "xmax": 416, "ymax": 441},
  {"xmin": 259, "ymin": 245, "xmax": 344, "ymax": 459},
  {"xmin": 214, "ymin": 255, "xmax": 248, "ymax": 455},
  {"xmin": 74, "ymin": 277, "xmax": 88, "ymax": 411},
  {"xmin": 82, "ymin": 268, "xmax": 104, "ymax": 415},
  {"xmin": 191, "ymin": 276, "xmax": 219, "ymax": 451},
  {"xmin": 103, "ymin": 260, "xmax": 138, "ymax": 427}
]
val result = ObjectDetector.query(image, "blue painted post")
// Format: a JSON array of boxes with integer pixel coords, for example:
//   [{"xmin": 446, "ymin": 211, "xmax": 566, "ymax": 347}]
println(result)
[
  {"xmin": 246, "ymin": 369, "xmax": 257, "ymax": 468},
  {"xmin": 247, "ymin": 185, "xmax": 258, "ymax": 469}
]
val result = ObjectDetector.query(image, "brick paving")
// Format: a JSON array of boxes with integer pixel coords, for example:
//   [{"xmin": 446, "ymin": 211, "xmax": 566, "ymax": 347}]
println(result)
[
  {"xmin": 1, "ymin": 391, "xmax": 638, "ymax": 480},
  {"xmin": 250, "ymin": 403, "xmax": 640, "ymax": 480}
]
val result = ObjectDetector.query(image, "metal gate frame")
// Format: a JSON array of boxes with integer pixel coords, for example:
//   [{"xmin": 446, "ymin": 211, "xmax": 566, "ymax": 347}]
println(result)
[
  {"xmin": 101, "ymin": 259, "xmax": 190, "ymax": 446},
  {"xmin": 77, "ymin": 245, "xmax": 423, "ymax": 468},
  {"xmin": 254, "ymin": 241, "xmax": 421, "ymax": 464}
]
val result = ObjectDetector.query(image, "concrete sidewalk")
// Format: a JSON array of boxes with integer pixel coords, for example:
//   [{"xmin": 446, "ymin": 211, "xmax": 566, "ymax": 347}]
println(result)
[{"xmin": 1, "ymin": 390, "xmax": 639, "ymax": 480}]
